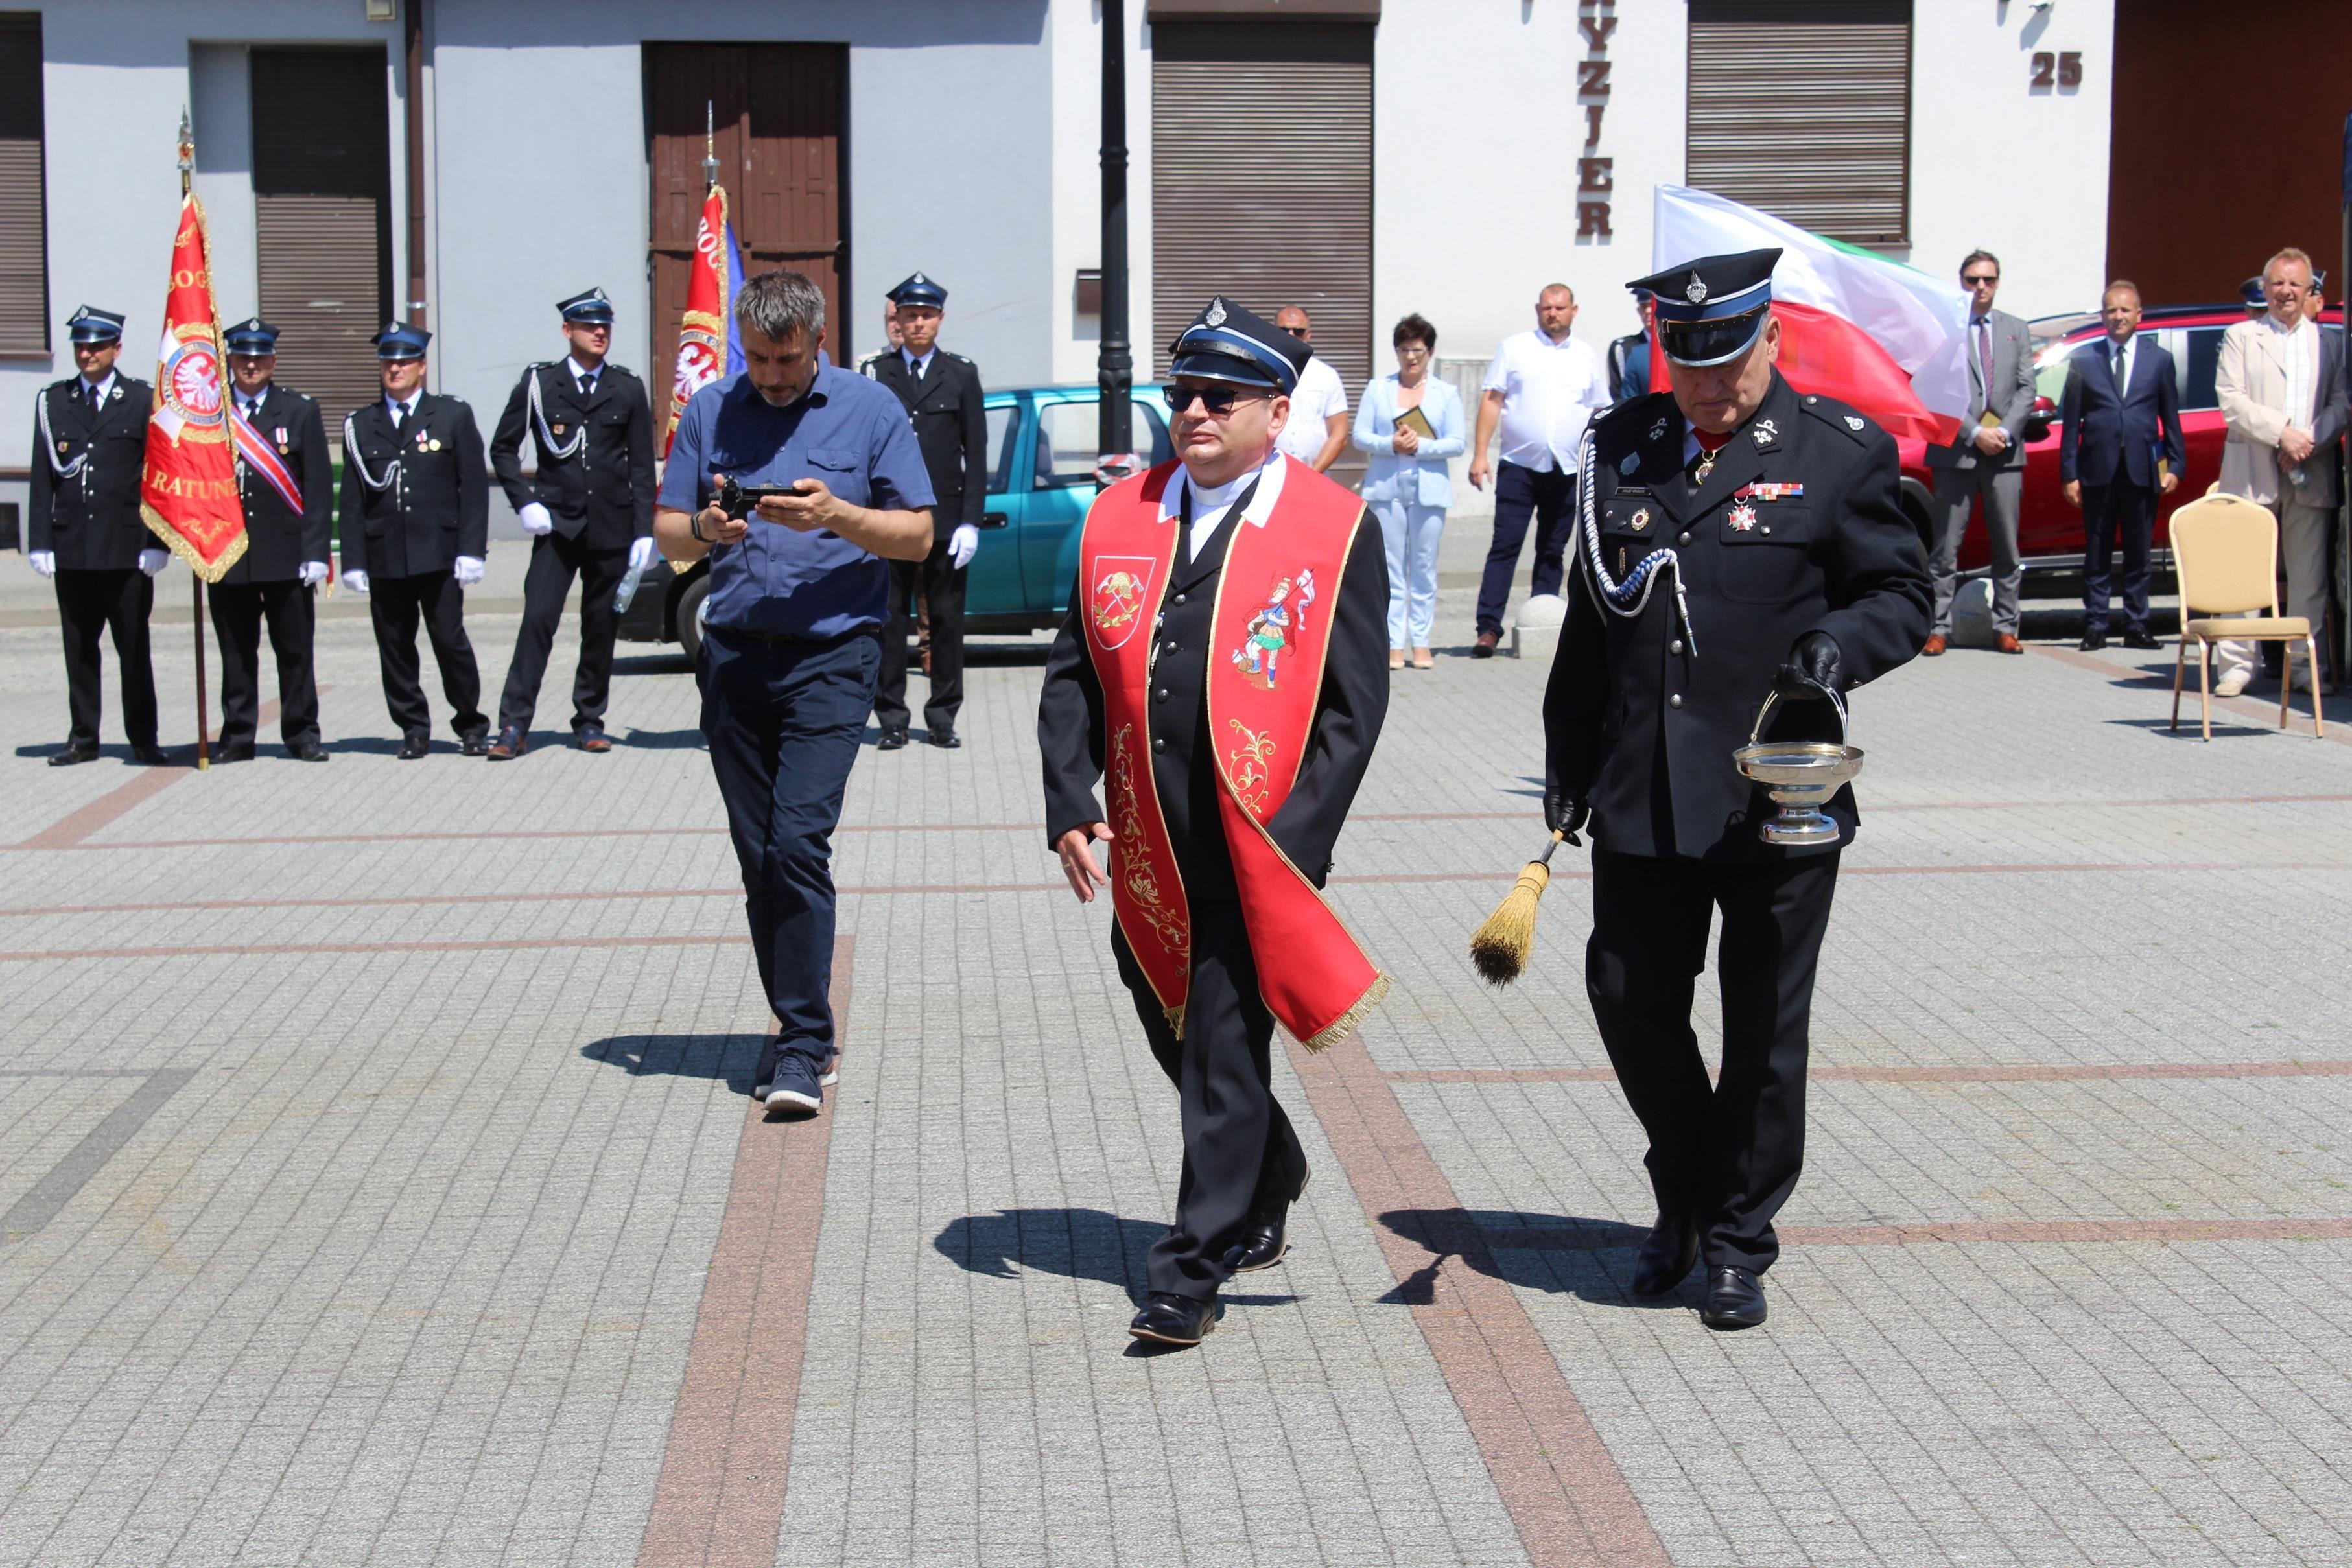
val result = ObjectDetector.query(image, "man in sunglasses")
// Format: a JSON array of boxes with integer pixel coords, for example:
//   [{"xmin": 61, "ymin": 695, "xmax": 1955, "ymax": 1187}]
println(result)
[
  {"xmin": 1922, "ymin": 251, "xmax": 2036, "ymax": 656},
  {"xmin": 1545, "ymin": 248, "xmax": 1929, "ymax": 1331},
  {"xmin": 1039, "ymin": 296, "xmax": 1391, "ymax": 1350}
]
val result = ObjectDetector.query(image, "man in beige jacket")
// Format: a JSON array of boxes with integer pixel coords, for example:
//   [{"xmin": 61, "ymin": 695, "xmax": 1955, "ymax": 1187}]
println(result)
[{"xmin": 2214, "ymin": 248, "xmax": 2347, "ymax": 696}]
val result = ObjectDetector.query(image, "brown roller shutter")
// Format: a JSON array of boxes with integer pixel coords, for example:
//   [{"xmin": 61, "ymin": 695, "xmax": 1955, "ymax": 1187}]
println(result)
[
  {"xmin": 646, "ymin": 43, "xmax": 849, "ymax": 377},
  {"xmin": 1686, "ymin": 0, "xmax": 1910, "ymax": 246},
  {"xmin": 251, "ymin": 47, "xmax": 392, "ymax": 423},
  {"xmin": 1151, "ymin": 22, "xmax": 1373, "ymax": 401},
  {"xmin": 0, "ymin": 15, "xmax": 47, "ymax": 355}
]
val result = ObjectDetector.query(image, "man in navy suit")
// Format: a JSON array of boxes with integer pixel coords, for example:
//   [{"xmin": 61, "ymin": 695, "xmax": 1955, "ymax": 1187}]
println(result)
[{"xmin": 2061, "ymin": 280, "xmax": 2183, "ymax": 651}]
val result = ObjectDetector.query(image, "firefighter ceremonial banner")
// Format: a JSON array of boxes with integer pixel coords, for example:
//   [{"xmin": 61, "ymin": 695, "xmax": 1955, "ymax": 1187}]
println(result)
[
  {"xmin": 141, "ymin": 194, "xmax": 245, "ymax": 581},
  {"xmin": 662, "ymin": 184, "xmax": 746, "ymax": 458}
]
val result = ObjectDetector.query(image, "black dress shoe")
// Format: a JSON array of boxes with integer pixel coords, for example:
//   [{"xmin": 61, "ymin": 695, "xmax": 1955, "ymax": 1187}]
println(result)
[
  {"xmin": 287, "ymin": 739, "xmax": 331, "ymax": 763},
  {"xmin": 877, "ymin": 729, "xmax": 909, "ymax": 751},
  {"xmin": 2123, "ymin": 627, "xmax": 2161, "ymax": 651},
  {"xmin": 2077, "ymin": 631, "xmax": 2108, "ymax": 652},
  {"xmin": 458, "ymin": 732, "xmax": 491, "ymax": 758},
  {"xmin": 397, "ymin": 733, "xmax": 431, "ymax": 761},
  {"xmin": 128, "ymin": 745, "xmax": 170, "ymax": 766},
  {"xmin": 47, "ymin": 743, "xmax": 99, "ymax": 767},
  {"xmin": 1128, "ymin": 1292, "xmax": 1217, "ymax": 1346},
  {"xmin": 1222, "ymin": 1223, "xmax": 1286, "ymax": 1274},
  {"xmin": 1699, "ymin": 1265, "xmax": 1767, "ymax": 1330},
  {"xmin": 1629, "ymin": 1213, "xmax": 1699, "ymax": 1297},
  {"xmin": 215, "ymin": 741, "xmax": 257, "ymax": 763},
  {"xmin": 926, "ymin": 727, "xmax": 961, "ymax": 749}
]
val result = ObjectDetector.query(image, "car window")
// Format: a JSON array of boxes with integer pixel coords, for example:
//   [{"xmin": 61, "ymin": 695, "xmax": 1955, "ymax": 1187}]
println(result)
[
  {"xmin": 1033, "ymin": 398, "xmax": 1173, "ymax": 488},
  {"xmin": 2034, "ymin": 351, "xmax": 2074, "ymax": 402},
  {"xmin": 2180, "ymin": 326, "xmax": 2224, "ymax": 412},
  {"xmin": 984, "ymin": 403, "xmax": 1016, "ymax": 494}
]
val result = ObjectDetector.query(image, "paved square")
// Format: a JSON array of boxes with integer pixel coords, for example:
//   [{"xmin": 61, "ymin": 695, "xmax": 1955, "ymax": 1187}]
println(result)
[{"xmin": 1, "ymin": 554, "xmax": 2347, "ymax": 1566}]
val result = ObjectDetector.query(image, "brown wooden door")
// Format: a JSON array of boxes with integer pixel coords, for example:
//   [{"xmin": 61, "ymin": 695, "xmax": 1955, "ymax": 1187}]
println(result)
[{"xmin": 646, "ymin": 42, "xmax": 848, "ymax": 377}]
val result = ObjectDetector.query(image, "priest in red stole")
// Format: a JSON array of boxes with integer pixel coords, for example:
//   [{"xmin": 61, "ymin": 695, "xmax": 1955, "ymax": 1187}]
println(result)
[{"xmin": 1039, "ymin": 298, "xmax": 1392, "ymax": 1348}]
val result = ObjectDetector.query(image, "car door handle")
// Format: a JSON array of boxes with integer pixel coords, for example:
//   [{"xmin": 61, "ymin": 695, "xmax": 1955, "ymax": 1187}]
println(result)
[{"xmin": 980, "ymin": 511, "xmax": 1011, "ymax": 529}]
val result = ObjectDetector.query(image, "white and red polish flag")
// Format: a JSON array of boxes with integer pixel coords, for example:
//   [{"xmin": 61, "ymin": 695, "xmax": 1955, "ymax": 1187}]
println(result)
[
  {"xmin": 140, "ymin": 192, "xmax": 247, "ymax": 579},
  {"xmin": 662, "ymin": 184, "xmax": 747, "ymax": 458},
  {"xmin": 1651, "ymin": 184, "xmax": 1971, "ymax": 446}
]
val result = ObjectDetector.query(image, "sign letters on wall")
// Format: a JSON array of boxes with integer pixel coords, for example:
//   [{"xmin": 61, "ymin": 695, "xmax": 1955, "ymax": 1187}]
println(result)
[{"xmin": 1577, "ymin": 0, "xmax": 1615, "ymax": 240}]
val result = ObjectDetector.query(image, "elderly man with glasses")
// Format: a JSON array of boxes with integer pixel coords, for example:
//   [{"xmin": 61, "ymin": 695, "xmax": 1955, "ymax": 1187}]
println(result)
[{"xmin": 1038, "ymin": 296, "xmax": 1392, "ymax": 1350}]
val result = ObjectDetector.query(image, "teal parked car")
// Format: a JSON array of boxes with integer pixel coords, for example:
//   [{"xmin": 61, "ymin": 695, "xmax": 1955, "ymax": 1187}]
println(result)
[{"xmin": 619, "ymin": 383, "xmax": 1175, "ymax": 662}]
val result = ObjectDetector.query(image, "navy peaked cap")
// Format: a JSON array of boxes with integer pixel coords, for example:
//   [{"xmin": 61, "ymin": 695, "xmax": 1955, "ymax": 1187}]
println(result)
[
  {"xmin": 223, "ymin": 317, "xmax": 280, "ymax": 353},
  {"xmin": 887, "ymin": 272, "xmax": 947, "ymax": 309},
  {"xmin": 1167, "ymin": 296, "xmax": 1308, "ymax": 393},
  {"xmin": 558, "ymin": 287, "xmax": 615, "ymax": 323},
  {"xmin": 373, "ymin": 322, "xmax": 432, "ymax": 359},
  {"xmin": 1629, "ymin": 248, "xmax": 1782, "ymax": 367},
  {"xmin": 67, "ymin": 306, "xmax": 125, "ymax": 344}
]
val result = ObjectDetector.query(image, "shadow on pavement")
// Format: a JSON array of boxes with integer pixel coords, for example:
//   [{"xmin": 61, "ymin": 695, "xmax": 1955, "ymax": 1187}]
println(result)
[
  {"xmin": 620, "ymin": 727, "xmax": 707, "ymax": 751},
  {"xmin": 581, "ymin": 1033, "xmax": 768, "ymax": 1097},
  {"xmin": 613, "ymin": 652, "xmax": 694, "ymax": 676},
  {"xmin": 1376, "ymin": 1208, "xmax": 1684, "ymax": 1309},
  {"xmin": 934, "ymin": 1206, "xmax": 1160, "ymax": 1294}
]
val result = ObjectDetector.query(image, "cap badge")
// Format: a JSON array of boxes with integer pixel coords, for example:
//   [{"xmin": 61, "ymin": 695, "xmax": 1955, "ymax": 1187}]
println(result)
[
  {"xmin": 1729, "ymin": 503, "xmax": 1758, "ymax": 532},
  {"xmin": 1630, "ymin": 508, "xmax": 1651, "ymax": 532},
  {"xmin": 1844, "ymin": 415, "xmax": 1866, "ymax": 432},
  {"xmin": 1685, "ymin": 272, "xmax": 1708, "ymax": 304},
  {"xmin": 1205, "ymin": 298, "xmax": 1228, "ymax": 327}
]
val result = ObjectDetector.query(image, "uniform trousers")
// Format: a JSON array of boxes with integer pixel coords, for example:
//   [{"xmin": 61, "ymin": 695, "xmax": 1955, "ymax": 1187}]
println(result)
[
  {"xmin": 1585, "ymin": 848, "xmax": 1840, "ymax": 1274},
  {"xmin": 699, "ymin": 626, "xmax": 878, "ymax": 1079},
  {"xmin": 1476, "ymin": 460, "xmax": 1575, "ymax": 637},
  {"xmin": 1371, "ymin": 497, "xmax": 1446, "ymax": 649},
  {"xmin": 1112, "ymin": 906, "xmax": 1308, "ymax": 1302},
  {"xmin": 208, "ymin": 579, "xmax": 320, "ymax": 748},
  {"xmin": 2215, "ymin": 498, "xmax": 2331, "ymax": 682},
  {"xmin": 54, "ymin": 567, "xmax": 158, "ymax": 750},
  {"xmin": 2080, "ymin": 480, "xmax": 2157, "ymax": 637},
  {"xmin": 874, "ymin": 541, "xmax": 966, "ymax": 732},
  {"xmin": 497, "ymin": 530, "xmax": 630, "ymax": 734},
  {"xmin": 1927, "ymin": 463, "xmax": 2024, "ymax": 636},
  {"xmin": 368, "ymin": 572, "xmax": 486, "ymax": 742}
]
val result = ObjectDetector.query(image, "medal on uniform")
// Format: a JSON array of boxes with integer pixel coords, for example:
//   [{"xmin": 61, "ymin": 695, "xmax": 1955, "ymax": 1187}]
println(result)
[
  {"xmin": 416, "ymin": 431, "xmax": 429, "ymax": 449},
  {"xmin": 429, "ymin": 438, "xmax": 443, "ymax": 451},
  {"xmin": 552, "ymin": 422, "xmax": 566, "ymax": 438},
  {"xmin": 1629, "ymin": 508, "xmax": 1651, "ymax": 532},
  {"xmin": 1729, "ymin": 503, "xmax": 1758, "ymax": 532},
  {"xmin": 1695, "ymin": 451, "xmax": 1716, "ymax": 483},
  {"xmin": 56, "ymin": 440, "xmax": 68, "ymax": 454}
]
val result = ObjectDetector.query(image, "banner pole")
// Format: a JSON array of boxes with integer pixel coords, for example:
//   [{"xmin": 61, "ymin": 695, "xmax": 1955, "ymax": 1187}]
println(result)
[{"xmin": 176, "ymin": 110, "xmax": 211, "ymax": 772}]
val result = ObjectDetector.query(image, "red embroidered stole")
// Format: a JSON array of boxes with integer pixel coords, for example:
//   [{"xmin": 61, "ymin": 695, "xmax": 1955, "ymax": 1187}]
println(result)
[{"xmin": 1079, "ymin": 457, "xmax": 1389, "ymax": 1051}]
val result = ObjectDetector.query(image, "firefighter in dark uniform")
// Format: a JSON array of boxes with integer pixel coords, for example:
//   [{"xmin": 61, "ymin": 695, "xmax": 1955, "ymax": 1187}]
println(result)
[
  {"xmin": 486, "ymin": 287, "xmax": 657, "ymax": 758},
  {"xmin": 339, "ymin": 322, "xmax": 491, "ymax": 760},
  {"xmin": 1544, "ymin": 250, "xmax": 1930, "ymax": 1329},
  {"xmin": 212, "ymin": 317, "xmax": 331, "ymax": 762},
  {"xmin": 27, "ymin": 306, "xmax": 167, "ymax": 765},
  {"xmin": 867, "ymin": 272, "xmax": 986, "ymax": 750}
]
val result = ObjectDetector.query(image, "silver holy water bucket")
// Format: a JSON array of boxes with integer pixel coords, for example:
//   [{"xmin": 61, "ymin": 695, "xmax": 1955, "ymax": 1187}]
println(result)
[{"xmin": 1730, "ymin": 687, "xmax": 1864, "ymax": 846}]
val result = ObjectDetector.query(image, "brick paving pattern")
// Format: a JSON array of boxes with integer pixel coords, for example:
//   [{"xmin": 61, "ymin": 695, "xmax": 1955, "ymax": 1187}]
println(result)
[{"xmin": 0, "ymin": 556, "xmax": 2347, "ymax": 1565}]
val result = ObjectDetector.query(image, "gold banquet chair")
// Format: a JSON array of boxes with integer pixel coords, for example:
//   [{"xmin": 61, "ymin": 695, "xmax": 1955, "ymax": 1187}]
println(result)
[{"xmin": 2168, "ymin": 488, "xmax": 2325, "ymax": 741}]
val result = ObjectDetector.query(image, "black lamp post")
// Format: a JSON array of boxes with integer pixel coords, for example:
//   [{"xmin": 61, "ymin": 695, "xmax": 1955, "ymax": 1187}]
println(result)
[{"xmin": 1096, "ymin": 0, "xmax": 1135, "ymax": 481}]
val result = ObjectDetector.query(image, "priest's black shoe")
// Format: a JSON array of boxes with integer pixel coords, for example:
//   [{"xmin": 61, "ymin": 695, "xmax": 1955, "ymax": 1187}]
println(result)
[
  {"xmin": 2123, "ymin": 627, "xmax": 2161, "ymax": 651},
  {"xmin": 926, "ymin": 727, "xmax": 961, "ymax": 749},
  {"xmin": 1699, "ymin": 1266, "xmax": 1767, "ymax": 1330},
  {"xmin": 47, "ymin": 743, "xmax": 98, "ymax": 767},
  {"xmin": 2077, "ymin": 631, "xmax": 2107, "ymax": 652},
  {"xmin": 1629, "ymin": 1213, "xmax": 1699, "ymax": 1297},
  {"xmin": 458, "ymin": 731, "xmax": 491, "ymax": 758},
  {"xmin": 288, "ymin": 739, "xmax": 331, "ymax": 763},
  {"xmin": 1128, "ymin": 1292, "xmax": 1216, "ymax": 1347},
  {"xmin": 215, "ymin": 741, "xmax": 257, "ymax": 763},
  {"xmin": 397, "ymin": 733, "xmax": 430, "ymax": 760},
  {"xmin": 1222, "ymin": 1223, "xmax": 1286, "ymax": 1274},
  {"xmin": 877, "ymin": 728, "xmax": 908, "ymax": 751},
  {"xmin": 129, "ymin": 744, "xmax": 170, "ymax": 766}
]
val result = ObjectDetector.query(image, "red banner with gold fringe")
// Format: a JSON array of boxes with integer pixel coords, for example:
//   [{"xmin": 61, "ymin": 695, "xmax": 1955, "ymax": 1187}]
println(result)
[{"xmin": 139, "ymin": 194, "xmax": 246, "ymax": 582}]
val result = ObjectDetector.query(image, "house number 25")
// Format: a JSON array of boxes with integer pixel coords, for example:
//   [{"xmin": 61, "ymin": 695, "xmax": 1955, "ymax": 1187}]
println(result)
[{"xmin": 2030, "ymin": 51, "xmax": 2083, "ymax": 88}]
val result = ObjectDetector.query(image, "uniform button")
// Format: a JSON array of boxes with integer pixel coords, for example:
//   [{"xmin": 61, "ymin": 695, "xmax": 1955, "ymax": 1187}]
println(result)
[
  {"xmin": 1669, "ymin": 694, "xmax": 1684, "ymax": 709},
  {"xmin": 1152, "ymin": 737, "xmax": 1166, "ymax": 753},
  {"xmin": 1163, "ymin": 639, "xmax": 1178, "ymax": 653},
  {"xmin": 1676, "ymin": 531, "xmax": 1692, "ymax": 546},
  {"xmin": 1173, "ymin": 592, "xmax": 1187, "ymax": 605},
  {"xmin": 1154, "ymin": 686, "xmax": 1168, "ymax": 702},
  {"xmin": 1670, "ymin": 639, "xmax": 1685, "ymax": 655}
]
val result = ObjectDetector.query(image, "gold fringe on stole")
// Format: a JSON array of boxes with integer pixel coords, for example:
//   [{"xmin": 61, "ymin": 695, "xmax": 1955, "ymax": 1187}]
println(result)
[
  {"xmin": 1300, "ymin": 970, "xmax": 1391, "ymax": 1054},
  {"xmin": 1164, "ymin": 1003, "xmax": 1186, "ymax": 1041}
]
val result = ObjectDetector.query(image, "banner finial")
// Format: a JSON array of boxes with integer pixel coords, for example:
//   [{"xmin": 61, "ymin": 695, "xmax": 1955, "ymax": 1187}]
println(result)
[
  {"xmin": 176, "ymin": 106, "xmax": 193, "ymax": 196},
  {"xmin": 703, "ymin": 100, "xmax": 718, "ymax": 192}
]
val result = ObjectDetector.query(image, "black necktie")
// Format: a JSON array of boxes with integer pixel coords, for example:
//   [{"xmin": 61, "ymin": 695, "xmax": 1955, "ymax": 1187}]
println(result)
[
  {"xmin": 82, "ymin": 382, "xmax": 96, "ymax": 408},
  {"xmin": 578, "ymin": 373, "xmax": 596, "ymax": 397},
  {"xmin": 909, "ymin": 357, "xmax": 923, "ymax": 384},
  {"xmin": 391, "ymin": 402, "xmax": 406, "ymax": 432}
]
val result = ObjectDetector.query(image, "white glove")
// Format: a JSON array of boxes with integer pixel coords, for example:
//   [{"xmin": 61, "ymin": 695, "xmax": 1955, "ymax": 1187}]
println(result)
[
  {"xmin": 137, "ymin": 548, "xmax": 168, "ymax": 577},
  {"xmin": 344, "ymin": 568, "xmax": 370, "ymax": 595},
  {"xmin": 628, "ymin": 535, "xmax": 657, "ymax": 570},
  {"xmin": 454, "ymin": 556, "xmax": 485, "ymax": 587},
  {"xmin": 298, "ymin": 561, "xmax": 329, "ymax": 587},
  {"xmin": 27, "ymin": 550, "xmax": 55, "ymax": 578},
  {"xmin": 519, "ymin": 502, "xmax": 554, "ymax": 536},
  {"xmin": 947, "ymin": 523, "xmax": 979, "ymax": 570}
]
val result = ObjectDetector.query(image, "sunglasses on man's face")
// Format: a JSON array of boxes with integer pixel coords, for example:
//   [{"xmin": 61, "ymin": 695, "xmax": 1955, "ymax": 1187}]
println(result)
[
  {"xmin": 1168, "ymin": 384, "xmax": 1267, "ymax": 415},
  {"xmin": 1963, "ymin": 274, "xmax": 1999, "ymax": 287},
  {"xmin": 1282, "ymin": 325, "xmax": 1309, "ymax": 338}
]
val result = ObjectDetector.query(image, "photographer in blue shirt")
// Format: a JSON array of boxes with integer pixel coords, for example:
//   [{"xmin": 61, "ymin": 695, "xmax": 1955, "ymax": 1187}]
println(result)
[{"xmin": 657, "ymin": 268, "xmax": 935, "ymax": 1117}]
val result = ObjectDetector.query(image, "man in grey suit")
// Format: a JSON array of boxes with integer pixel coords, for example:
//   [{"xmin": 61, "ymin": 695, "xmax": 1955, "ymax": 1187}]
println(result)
[{"xmin": 1923, "ymin": 250, "xmax": 2038, "ymax": 656}]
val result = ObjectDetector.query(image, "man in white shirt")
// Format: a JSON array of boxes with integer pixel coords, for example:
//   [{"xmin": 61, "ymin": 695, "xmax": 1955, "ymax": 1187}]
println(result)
[
  {"xmin": 1467, "ymin": 283, "xmax": 1611, "ymax": 655},
  {"xmin": 1271, "ymin": 306, "xmax": 1348, "ymax": 472},
  {"xmin": 2214, "ymin": 246, "xmax": 2349, "ymax": 696}
]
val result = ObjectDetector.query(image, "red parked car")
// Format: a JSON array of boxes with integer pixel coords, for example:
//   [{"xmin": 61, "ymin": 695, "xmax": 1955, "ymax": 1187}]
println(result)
[{"xmin": 1890, "ymin": 303, "xmax": 2345, "ymax": 574}]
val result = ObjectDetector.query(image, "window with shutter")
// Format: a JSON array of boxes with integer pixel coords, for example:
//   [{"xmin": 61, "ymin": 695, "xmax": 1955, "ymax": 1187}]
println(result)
[
  {"xmin": 1686, "ymin": 0, "xmax": 1911, "ymax": 247},
  {"xmin": 0, "ymin": 14, "xmax": 47, "ymax": 355}
]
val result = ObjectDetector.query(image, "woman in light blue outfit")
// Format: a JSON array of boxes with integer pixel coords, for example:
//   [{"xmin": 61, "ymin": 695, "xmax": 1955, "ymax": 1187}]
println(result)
[{"xmin": 1352, "ymin": 314, "xmax": 1464, "ymax": 668}]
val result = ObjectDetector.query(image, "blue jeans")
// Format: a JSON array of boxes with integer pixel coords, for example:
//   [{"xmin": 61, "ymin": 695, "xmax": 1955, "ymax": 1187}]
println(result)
[
  {"xmin": 1476, "ymin": 460, "xmax": 1575, "ymax": 636},
  {"xmin": 699, "ymin": 626, "xmax": 880, "ymax": 1073}
]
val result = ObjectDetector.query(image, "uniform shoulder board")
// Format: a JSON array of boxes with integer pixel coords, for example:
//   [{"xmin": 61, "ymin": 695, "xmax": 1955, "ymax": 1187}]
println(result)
[
  {"xmin": 1799, "ymin": 393, "xmax": 1877, "ymax": 444},
  {"xmin": 944, "ymin": 350, "xmax": 972, "ymax": 366},
  {"xmin": 605, "ymin": 361, "xmax": 637, "ymax": 381}
]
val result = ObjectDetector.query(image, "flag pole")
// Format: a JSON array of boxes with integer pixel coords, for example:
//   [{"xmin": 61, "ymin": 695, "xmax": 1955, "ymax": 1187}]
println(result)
[
  {"xmin": 177, "ymin": 110, "xmax": 211, "ymax": 772},
  {"xmin": 705, "ymin": 100, "xmax": 717, "ymax": 194}
]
